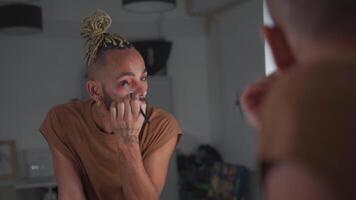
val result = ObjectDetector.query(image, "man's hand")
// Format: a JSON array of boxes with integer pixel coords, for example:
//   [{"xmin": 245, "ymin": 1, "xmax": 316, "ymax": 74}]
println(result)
[
  {"xmin": 109, "ymin": 94, "xmax": 164, "ymax": 200},
  {"xmin": 240, "ymin": 71, "xmax": 281, "ymax": 130},
  {"xmin": 110, "ymin": 94, "xmax": 146, "ymax": 145}
]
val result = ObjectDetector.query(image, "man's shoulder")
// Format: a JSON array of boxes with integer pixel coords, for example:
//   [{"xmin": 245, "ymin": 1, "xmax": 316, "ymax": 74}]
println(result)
[
  {"xmin": 141, "ymin": 106, "xmax": 182, "ymax": 157},
  {"xmin": 147, "ymin": 106, "xmax": 182, "ymax": 134},
  {"xmin": 46, "ymin": 99, "xmax": 91, "ymax": 121},
  {"xmin": 149, "ymin": 107, "xmax": 178, "ymax": 124}
]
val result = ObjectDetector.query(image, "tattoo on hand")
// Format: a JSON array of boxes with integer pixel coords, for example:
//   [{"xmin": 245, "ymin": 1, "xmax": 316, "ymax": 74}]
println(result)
[
  {"xmin": 123, "ymin": 135, "xmax": 139, "ymax": 144},
  {"xmin": 113, "ymin": 128, "xmax": 140, "ymax": 144}
]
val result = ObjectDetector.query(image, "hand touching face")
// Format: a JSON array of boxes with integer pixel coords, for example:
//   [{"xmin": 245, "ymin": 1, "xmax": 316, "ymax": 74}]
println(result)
[
  {"xmin": 110, "ymin": 93, "xmax": 147, "ymax": 145},
  {"xmin": 240, "ymin": 71, "xmax": 281, "ymax": 130}
]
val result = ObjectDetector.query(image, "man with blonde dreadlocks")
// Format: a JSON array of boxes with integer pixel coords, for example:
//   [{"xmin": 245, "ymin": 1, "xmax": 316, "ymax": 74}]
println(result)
[{"xmin": 39, "ymin": 10, "xmax": 182, "ymax": 200}]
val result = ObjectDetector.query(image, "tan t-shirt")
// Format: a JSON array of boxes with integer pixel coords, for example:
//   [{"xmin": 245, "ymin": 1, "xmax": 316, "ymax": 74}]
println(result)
[{"xmin": 39, "ymin": 99, "xmax": 182, "ymax": 200}]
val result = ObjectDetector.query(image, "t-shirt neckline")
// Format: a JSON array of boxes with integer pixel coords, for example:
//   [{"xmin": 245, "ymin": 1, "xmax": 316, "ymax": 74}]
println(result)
[{"xmin": 84, "ymin": 99, "xmax": 117, "ymax": 142}]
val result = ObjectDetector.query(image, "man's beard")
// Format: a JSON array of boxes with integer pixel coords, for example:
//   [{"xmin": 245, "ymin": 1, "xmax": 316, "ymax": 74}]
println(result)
[
  {"xmin": 102, "ymin": 90, "xmax": 146, "ymax": 110},
  {"xmin": 101, "ymin": 89, "xmax": 149, "ymax": 123},
  {"xmin": 102, "ymin": 89, "xmax": 113, "ymax": 111}
]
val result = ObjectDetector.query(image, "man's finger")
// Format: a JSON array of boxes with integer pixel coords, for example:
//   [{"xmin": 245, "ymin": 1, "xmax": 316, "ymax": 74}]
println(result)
[
  {"xmin": 124, "ymin": 96, "xmax": 132, "ymax": 125},
  {"xmin": 110, "ymin": 102, "xmax": 117, "ymax": 124},
  {"xmin": 131, "ymin": 93, "xmax": 140, "ymax": 118},
  {"xmin": 117, "ymin": 101, "xmax": 125, "ymax": 122}
]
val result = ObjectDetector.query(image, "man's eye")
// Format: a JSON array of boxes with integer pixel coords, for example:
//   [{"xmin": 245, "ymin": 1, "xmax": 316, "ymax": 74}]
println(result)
[
  {"xmin": 120, "ymin": 80, "xmax": 129, "ymax": 86},
  {"xmin": 141, "ymin": 76, "xmax": 147, "ymax": 81}
]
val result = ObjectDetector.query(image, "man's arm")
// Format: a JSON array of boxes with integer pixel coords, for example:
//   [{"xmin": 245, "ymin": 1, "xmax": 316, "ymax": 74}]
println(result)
[
  {"xmin": 117, "ymin": 135, "xmax": 178, "ymax": 200},
  {"xmin": 48, "ymin": 144, "xmax": 87, "ymax": 200},
  {"xmin": 111, "ymin": 94, "xmax": 180, "ymax": 200}
]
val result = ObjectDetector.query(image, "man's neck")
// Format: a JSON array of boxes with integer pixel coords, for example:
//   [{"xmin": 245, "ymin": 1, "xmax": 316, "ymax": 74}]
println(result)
[{"xmin": 92, "ymin": 103, "xmax": 113, "ymax": 134}]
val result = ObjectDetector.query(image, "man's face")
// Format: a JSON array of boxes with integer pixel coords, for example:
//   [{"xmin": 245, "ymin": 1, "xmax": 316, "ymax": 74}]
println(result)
[{"xmin": 99, "ymin": 48, "xmax": 148, "ymax": 110}]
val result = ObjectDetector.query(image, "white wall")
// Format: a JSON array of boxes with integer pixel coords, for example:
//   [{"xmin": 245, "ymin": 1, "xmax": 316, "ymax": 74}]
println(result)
[
  {"xmin": 264, "ymin": 0, "xmax": 277, "ymax": 75},
  {"xmin": 0, "ymin": 1, "xmax": 212, "ymax": 199},
  {"xmin": 0, "ymin": 0, "xmax": 211, "ymax": 158},
  {"xmin": 0, "ymin": 35, "xmax": 84, "ymax": 149},
  {"xmin": 168, "ymin": 36, "xmax": 212, "ymax": 152},
  {"xmin": 0, "ymin": 30, "xmax": 212, "ymax": 153},
  {"xmin": 0, "ymin": 1, "xmax": 268, "ymax": 199},
  {"xmin": 207, "ymin": 0, "xmax": 265, "ymax": 199}
]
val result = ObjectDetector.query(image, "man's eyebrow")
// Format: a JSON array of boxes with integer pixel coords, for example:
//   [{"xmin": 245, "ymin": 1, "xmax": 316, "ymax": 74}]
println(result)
[
  {"xmin": 116, "ymin": 68, "xmax": 147, "ymax": 79},
  {"xmin": 116, "ymin": 72, "xmax": 135, "ymax": 80}
]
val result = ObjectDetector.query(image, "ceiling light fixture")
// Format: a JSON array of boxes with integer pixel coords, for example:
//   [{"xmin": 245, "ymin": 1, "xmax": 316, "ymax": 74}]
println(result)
[{"xmin": 0, "ymin": 4, "xmax": 42, "ymax": 34}]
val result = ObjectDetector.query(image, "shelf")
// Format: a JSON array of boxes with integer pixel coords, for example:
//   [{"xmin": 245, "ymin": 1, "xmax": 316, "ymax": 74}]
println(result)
[
  {"xmin": 0, "ymin": 177, "xmax": 56, "ymax": 190},
  {"xmin": 15, "ymin": 178, "xmax": 56, "ymax": 189}
]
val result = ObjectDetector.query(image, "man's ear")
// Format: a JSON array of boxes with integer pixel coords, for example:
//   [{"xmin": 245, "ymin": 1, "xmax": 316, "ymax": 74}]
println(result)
[
  {"xmin": 262, "ymin": 26, "xmax": 296, "ymax": 71},
  {"xmin": 86, "ymin": 80, "xmax": 102, "ymax": 101}
]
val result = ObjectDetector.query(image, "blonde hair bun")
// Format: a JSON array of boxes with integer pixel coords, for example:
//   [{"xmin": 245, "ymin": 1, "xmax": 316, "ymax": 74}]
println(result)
[
  {"xmin": 80, "ymin": 10, "xmax": 112, "ymax": 40},
  {"xmin": 80, "ymin": 10, "xmax": 132, "ymax": 66}
]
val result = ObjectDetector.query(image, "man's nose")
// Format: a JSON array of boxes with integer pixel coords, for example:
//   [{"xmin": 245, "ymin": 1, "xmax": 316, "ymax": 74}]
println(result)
[{"xmin": 132, "ymin": 81, "xmax": 146, "ymax": 95}]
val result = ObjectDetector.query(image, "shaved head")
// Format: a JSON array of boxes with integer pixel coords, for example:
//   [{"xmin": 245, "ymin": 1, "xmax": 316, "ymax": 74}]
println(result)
[
  {"xmin": 266, "ymin": 0, "xmax": 356, "ymax": 43},
  {"xmin": 86, "ymin": 48, "xmax": 143, "ymax": 80}
]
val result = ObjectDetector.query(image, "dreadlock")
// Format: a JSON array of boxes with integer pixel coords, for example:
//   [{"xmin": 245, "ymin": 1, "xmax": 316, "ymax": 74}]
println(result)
[{"xmin": 80, "ymin": 10, "xmax": 133, "ymax": 67}]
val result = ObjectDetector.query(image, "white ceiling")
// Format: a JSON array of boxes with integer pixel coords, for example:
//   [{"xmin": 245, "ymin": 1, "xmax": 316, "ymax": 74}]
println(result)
[
  {"xmin": 190, "ymin": 0, "xmax": 245, "ymax": 13},
  {"xmin": 21, "ymin": 0, "xmax": 247, "ymax": 21},
  {"xmin": 0, "ymin": 0, "xmax": 248, "ymax": 37}
]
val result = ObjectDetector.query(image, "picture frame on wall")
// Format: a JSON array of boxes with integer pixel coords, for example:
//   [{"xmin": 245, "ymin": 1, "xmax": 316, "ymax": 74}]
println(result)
[{"xmin": 0, "ymin": 140, "xmax": 17, "ymax": 180}]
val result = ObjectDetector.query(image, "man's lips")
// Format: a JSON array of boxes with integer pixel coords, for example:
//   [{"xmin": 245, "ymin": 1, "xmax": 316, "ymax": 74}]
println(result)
[
  {"xmin": 127, "ymin": 93, "xmax": 146, "ymax": 102},
  {"xmin": 139, "ymin": 96, "xmax": 146, "ymax": 102}
]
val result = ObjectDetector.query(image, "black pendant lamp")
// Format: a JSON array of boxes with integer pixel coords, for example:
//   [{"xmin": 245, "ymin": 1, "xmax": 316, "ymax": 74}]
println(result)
[
  {"xmin": 122, "ymin": 0, "xmax": 176, "ymax": 13},
  {"xmin": 0, "ymin": 4, "xmax": 42, "ymax": 34}
]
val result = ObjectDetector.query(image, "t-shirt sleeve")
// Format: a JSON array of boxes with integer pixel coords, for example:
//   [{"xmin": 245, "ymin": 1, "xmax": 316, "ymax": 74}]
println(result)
[
  {"xmin": 39, "ymin": 106, "xmax": 76, "ymax": 162},
  {"xmin": 143, "ymin": 111, "xmax": 182, "ymax": 158}
]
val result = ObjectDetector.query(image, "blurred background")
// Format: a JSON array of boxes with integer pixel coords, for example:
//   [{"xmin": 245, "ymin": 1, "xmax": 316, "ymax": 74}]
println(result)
[{"xmin": 0, "ymin": 0, "xmax": 275, "ymax": 199}]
